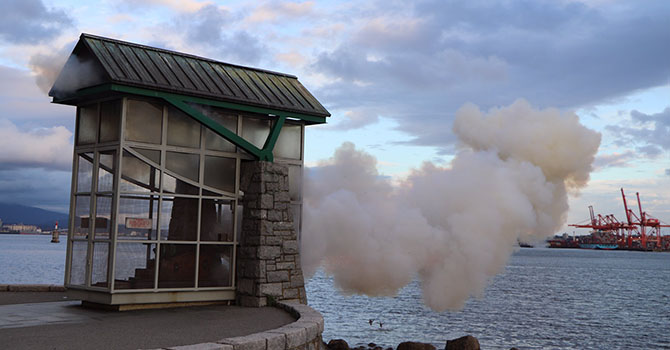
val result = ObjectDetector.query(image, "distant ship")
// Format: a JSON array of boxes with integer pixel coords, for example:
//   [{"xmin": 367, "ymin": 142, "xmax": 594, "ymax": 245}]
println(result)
[
  {"xmin": 547, "ymin": 230, "xmax": 618, "ymax": 250},
  {"xmin": 578, "ymin": 243, "xmax": 618, "ymax": 250},
  {"xmin": 517, "ymin": 241, "xmax": 534, "ymax": 248},
  {"xmin": 547, "ymin": 233, "xmax": 580, "ymax": 248}
]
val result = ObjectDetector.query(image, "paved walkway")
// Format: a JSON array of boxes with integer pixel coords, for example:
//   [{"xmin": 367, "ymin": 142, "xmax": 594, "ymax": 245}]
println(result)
[{"xmin": 0, "ymin": 292, "xmax": 296, "ymax": 350}]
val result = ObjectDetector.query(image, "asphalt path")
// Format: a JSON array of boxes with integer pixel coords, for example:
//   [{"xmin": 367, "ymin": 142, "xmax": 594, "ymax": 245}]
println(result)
[{"xmin": 0, "ymin": 292, "xmax": 296, "ymax": 350}]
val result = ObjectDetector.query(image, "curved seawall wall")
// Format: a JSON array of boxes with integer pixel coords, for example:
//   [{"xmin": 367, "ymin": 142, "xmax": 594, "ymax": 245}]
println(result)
[{"xmin": 162, "ymin": 301, "xmax": 324, "ymax": 350}]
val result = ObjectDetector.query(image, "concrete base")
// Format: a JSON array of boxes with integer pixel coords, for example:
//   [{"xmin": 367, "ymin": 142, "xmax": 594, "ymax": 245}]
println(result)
[
  {"xmin": 82, "ymin": 299, "xmax": 231, "ymax": 311},
  {"xmin": 66, "ymin": 287, "xmax": 235, "ymax": 307}
]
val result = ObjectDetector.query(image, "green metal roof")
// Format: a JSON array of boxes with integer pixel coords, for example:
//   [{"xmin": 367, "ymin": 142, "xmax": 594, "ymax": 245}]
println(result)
[{"xmin": 49, "ymin": 33, "xmax": 330, "ymax": 119}]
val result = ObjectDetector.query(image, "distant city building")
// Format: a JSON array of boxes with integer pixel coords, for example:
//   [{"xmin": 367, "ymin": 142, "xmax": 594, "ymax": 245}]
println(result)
[{"xmin": 3, "ymin": 223, "xmax": 41, "ymax": 233}]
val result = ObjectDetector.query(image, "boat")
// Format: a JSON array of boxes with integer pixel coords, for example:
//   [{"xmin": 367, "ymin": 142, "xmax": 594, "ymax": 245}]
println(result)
[
  {"xmin": 578, "ymin": 243, "xmax": 618, "ymax": 250},
  {"xmin": 517, "ymin": 240, "xmax": 534, "ymax": 248}
]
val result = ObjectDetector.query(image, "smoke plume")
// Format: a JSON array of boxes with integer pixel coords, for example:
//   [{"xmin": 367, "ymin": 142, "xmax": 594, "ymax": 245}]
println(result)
[
  {"xmin": 301, "ymin": 99, "xmax": 600, "ymax": 311},
  {"xmin": 29, "ymin": 42, "xmax": 105, "ymax": 98},
  {"xmin": 28, "ymin": 44, "xmax": 72, "ymax": 95}
]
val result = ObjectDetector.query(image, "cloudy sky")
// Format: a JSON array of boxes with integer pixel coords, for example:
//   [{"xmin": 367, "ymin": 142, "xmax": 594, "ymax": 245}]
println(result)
[{"xmin": 0, "ymin": 0, "xmax": 668, "ymax": 232}]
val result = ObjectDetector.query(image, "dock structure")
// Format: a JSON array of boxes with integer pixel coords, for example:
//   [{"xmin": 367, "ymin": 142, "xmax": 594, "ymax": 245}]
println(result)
[{"xmin": 567, "ymin": 188, "xmax": 670, "ymax": 251}]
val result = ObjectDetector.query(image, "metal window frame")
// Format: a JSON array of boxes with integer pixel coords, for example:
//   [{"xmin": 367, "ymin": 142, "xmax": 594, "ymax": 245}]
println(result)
[
  {"xmin": 71, "ymin": 83, "xmax": 324, "ymax": 161},
  {"xmin": 64, "ymin": 89, "xmax": 306, "ymax": 303}
]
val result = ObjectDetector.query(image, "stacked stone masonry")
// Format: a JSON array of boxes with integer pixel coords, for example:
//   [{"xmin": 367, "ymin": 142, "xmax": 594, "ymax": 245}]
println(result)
[
  {"xmin": 162, "ymin": 301, "xmax": 324, "ymax": 350},
  {"xmin": 236, "ymin": 161, "xmax": 307, "ymax": 307}
]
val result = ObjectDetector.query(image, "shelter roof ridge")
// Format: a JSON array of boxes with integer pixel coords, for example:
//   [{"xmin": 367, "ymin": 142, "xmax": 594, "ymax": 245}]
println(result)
[
  {"xmin": 79, "ymin": 33, "xmax": 298, "ymax": 80},
  {"xmin": 51, "ymin": 33, "xmax": 330, "ymax": 119}
]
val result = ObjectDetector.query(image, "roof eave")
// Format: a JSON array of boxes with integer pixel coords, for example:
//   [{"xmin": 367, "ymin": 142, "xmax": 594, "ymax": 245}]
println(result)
[{"xmin": 55, "ymin": 83, "xmax": 329, "ymax": 124}]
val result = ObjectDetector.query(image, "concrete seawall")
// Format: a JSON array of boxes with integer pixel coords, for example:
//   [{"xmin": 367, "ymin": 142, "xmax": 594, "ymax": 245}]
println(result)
[
  {"xmin": 162, "ymin": 301, "xmax": 324, "ymax": 350},
  {"xmin": 1, "ymin": 285, "xmax": 324, "ymax": 350}
]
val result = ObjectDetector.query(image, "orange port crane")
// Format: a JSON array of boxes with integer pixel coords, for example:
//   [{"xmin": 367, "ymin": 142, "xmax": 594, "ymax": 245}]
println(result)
[
  {"xmin": 569, "ymin": 205, "xmax": 630, "ymax": 245},
  {"xmin": 621, "ymin": 188, "xmax": 670, "ymax": 249},
  {"xmin": 569, "ymin": 188, "xmax": 669, "ymax": 250}
]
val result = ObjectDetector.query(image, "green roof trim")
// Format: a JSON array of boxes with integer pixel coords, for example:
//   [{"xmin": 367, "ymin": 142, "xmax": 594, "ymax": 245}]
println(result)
[{"xmin": 71, "ymin": 83, "xmax": 317, "ymax": 161}]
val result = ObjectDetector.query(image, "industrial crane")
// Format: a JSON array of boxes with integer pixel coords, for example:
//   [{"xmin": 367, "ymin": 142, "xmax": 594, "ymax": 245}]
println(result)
[
  {"xmin": 569, "ymin": 189, "xmax": 669, "ymax": 250},
  {"xmin": 621, "ymin": 188, "xmax": 670, "ymax": 249}
]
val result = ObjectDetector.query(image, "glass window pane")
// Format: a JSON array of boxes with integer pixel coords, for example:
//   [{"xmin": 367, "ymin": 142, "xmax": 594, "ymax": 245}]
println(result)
[
  {"xmin": 163, "ymin": 173, "xmax": 199, "ymax": 195},
  {"xmin": 167, "ymin": 106, "xmax": 201, "ymax": 148},
  {"xmin": 202, "ymin": 189, "xmax": 224, "ymax": 197},
  {"xmin": 241, "ymin": 117, "xmax": 271, "ymax": 149},
  {"xmin": 91, "ymin": 242, "xmax": 109, "ymax": 288},
  {"xmin": 94, "ymin": 196, "xmax": 112, "ymax": 239},
  {"xmin": 99, "ymin": 99, "xmax": 121, "ymax": 142},
  {"xmin": 158, "ymin": 244, "xmax": 196, "ymax": 288},
  {"xmin": 275, "ymin": 123, "xmax": 301, "ymax": 159},
  {"xmin": 166, "ymin": 151, "xmax": 199, "ymax": 182},
  {"xmin": 204, "ymin": 128, "xmax": 236, "ymax": 152},
  {"xmin": 74, "ymin": 195, "xmax": 90, "ymax": 239},
  {"xmin": 198, "ymin": 245, "xmax": 232, "ymax": 287},
  {"xmin": 121, "ymin": 150, "xmax": 159, "ymax": 192},
  {"xmin": 204, "ymin": 156, "xmax": 235, "ymax": 193},
  {"xmin": 132, "ymin": 147, "xmax": 161, "ymax": 165},
  {"xmin": 114, "ymin": 243, "xmax": 156, "ymax": 290},
  {"xmin": 77, "ymin": 153, "xmax": 94, "ymax": 193},
  {"xmin": 160, "ymin": 197, "xmax": 198, "ymax": 241},
  {"xmin": 97, "ymin": 151, "xmax": 115, "ymax": 192},
  {"xmin": 125, "ymin": 99, "xmax": 162, "ymax": 144},
  {"xmin": 69, "ymin": 240, "xmax": 88, "ymax": 285},
  {"xmin": 77, "ymin": 105, "xmax": 97, "ymax": 145},
  {"xmin": 288, "ymin": 165, "xmax": 302, "ymax": 201},
  {"xmin": 200, "ymin": 199, "xmax": 233, "ymax": 242},
  {"xmin": 191, "ymin": 104, "xmax": 237, "ymax": 152},
  {"xmin": 117, "ymin": 195, "xmax": 158, "ymax": 240}
]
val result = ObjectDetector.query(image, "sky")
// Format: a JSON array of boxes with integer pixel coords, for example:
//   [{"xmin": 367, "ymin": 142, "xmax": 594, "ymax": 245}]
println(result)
[{"xmin": 0, "ymin": 0, "xmax": 668, "ymax": 233}]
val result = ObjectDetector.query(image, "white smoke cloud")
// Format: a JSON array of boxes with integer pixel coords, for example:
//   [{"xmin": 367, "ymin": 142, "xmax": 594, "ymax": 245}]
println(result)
[
  {"xmin": 29, "ymin": 42, "xmax": 106, "ymax": 98},
  {"xmin": 28, "ymin": 44, "xmax": 72, "ymax": 95},
  {"xmin": 301, "ymin": 99, "xmax": 600, "ymax": 311}
]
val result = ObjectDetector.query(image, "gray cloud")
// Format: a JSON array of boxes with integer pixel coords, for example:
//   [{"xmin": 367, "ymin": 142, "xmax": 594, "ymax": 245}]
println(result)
[
  {"xmin": 607, "ymin": 107, "xmax": 670, "ymax": 157},
  {"xmin": 0, "ymin": 168, "xmax": 71, "ymax": 212},
  {"xmin": 665, "ymin": 169, "xmax": 670, "ymax": 176},
  {"xmin": 310, "ymin": 0, "xmax": 670, "ymax": 152},
  {"xmin": 182, "ymin": 4, "xmax": 233, "ymax": 44},
  {"xmin": 246, "ymin": 1, "xmax": 315, "ymax": 23},
  {"xmin": 593, "ymin": 151, "xmax": 636, "ymax": 170},
  {"xmin": 178, "ymin": 4, "xmax": 266, "ymax": 65},
  {"xmin": 322, "ymin": 108, "xmax": 379, "ymax": 131},
  {"xmin": 0, "ymin": 0, "xmax": 72, "ymax": 44},
  {"xmin": 0, "ymin": 65, "xmax": 74, "ymax": 127}
]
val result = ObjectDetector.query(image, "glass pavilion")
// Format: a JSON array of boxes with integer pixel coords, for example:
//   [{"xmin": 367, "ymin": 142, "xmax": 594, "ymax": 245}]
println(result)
[{"xmin": 49, "ymin": 34, "xmax": 329, "ymax": 306}]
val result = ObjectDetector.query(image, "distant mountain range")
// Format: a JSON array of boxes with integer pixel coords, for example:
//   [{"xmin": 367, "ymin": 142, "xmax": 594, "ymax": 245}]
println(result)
[{"xmin": 0, "ymin": 203, "xmax": 69, "ymax": 230}]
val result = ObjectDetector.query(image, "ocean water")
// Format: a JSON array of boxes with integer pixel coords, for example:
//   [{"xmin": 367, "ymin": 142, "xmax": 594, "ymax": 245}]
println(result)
[
  {"xmin": 306, "ymin": 248, "xmax": 670, "ymax": 350},
  {"xmin": 1, "ymin": 235, "xmax": 669, "ymax": 349},
  {"xmin": 0, "ymin": 234, "xmax": 66, "ymax": 284}
]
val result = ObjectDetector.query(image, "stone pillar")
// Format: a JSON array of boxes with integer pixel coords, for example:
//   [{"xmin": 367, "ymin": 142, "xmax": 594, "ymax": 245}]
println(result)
[{"xmin": 236, "ymin": 161, "xmax": 307, "ymax": 307}]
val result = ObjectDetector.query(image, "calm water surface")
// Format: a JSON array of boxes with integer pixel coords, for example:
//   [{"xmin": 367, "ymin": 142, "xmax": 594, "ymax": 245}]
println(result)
[
  {"xmin": 1, "ymin": 234, "xmax": 669, "ymax": 349},
  {"xmin": 306, "ymin": 248, "xmax": 670, "ymax": 350},
  {"xmin": 0, "ymin": 234, "xmax": 66, "ymax": 284}
]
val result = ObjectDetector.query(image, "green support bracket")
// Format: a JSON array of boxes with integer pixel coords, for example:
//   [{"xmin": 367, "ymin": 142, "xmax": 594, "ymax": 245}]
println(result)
[
  {"xmin": 67, "ymin": 83, "xmax": 324, "ymax": 162},
  {"xmin": 261, "ymin": 115, "xmax": 286, "ymax": 162},
  {"xmin": 163, "ymin": 96, "xmax": 267, "ymax": 160}
]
